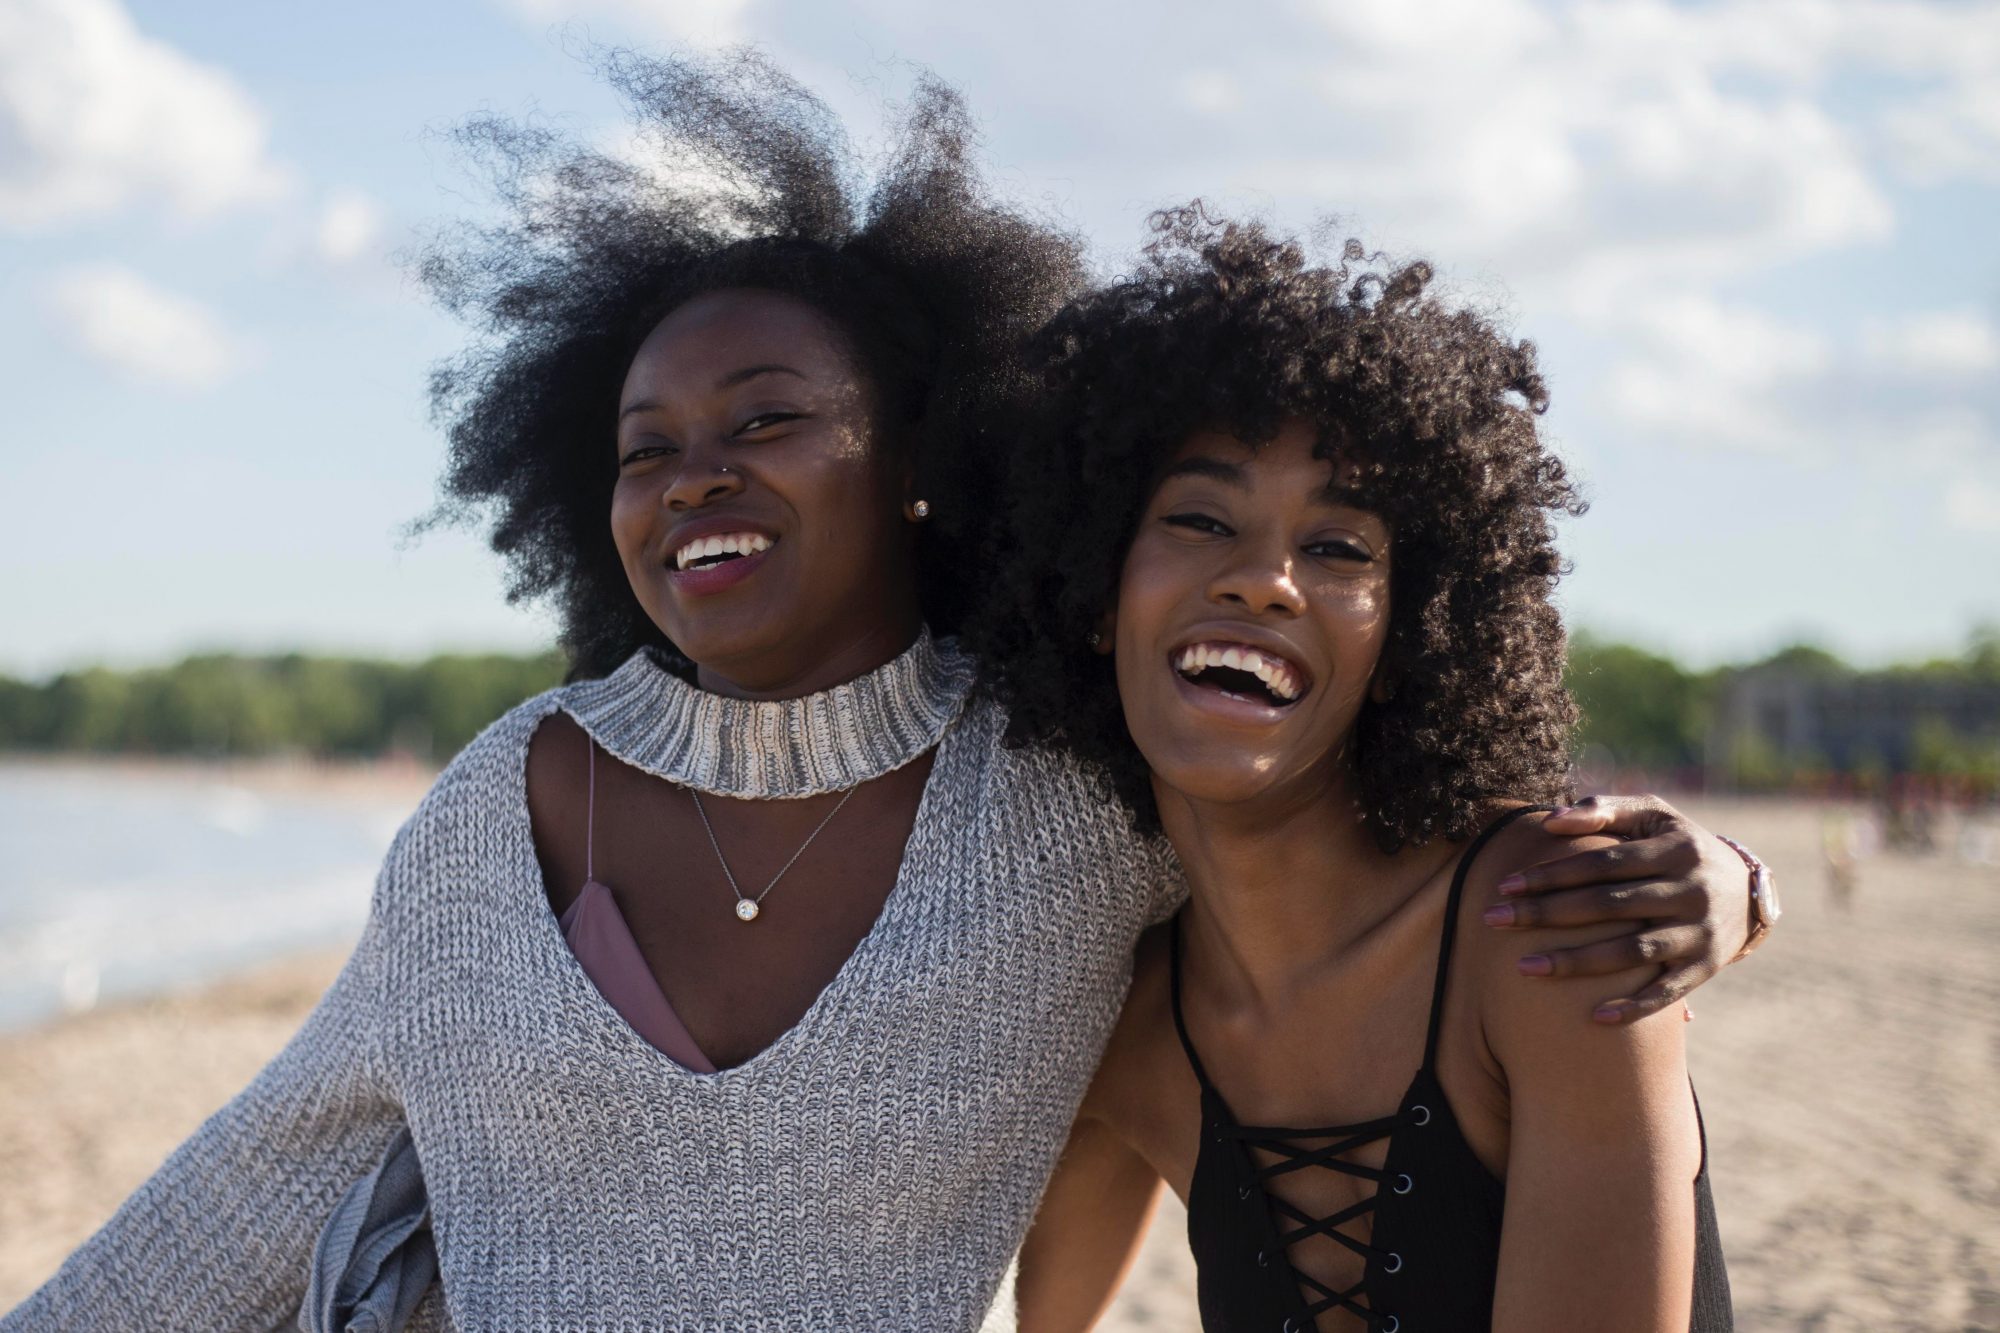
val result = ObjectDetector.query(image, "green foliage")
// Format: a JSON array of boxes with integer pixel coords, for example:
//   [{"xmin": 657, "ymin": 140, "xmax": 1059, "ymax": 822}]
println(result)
[
  {"xmin": 1563, "ymin": 631, "xmax": 1713, "ymax": 770},
  {"xmin": 7, "ymin": 626, "xmax": 1997, "ymax": 786},
  {"xmin": 1563, "ymin": 628, "xmax": 2000, "ymax": 785},
  {"xmin": 0, "ymin": 651, "xmax": 566, "ymax": 764},
  {"xmin": 1910, "ymin": 716, "xmax": 2000, "ymax": 782},
  {"xmin": 1749, "ymin": 642, "xmax": 1851, "ymax": 676}
]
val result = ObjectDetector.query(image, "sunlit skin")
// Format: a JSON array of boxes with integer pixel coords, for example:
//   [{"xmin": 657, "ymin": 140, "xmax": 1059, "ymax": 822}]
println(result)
[
  {"xmin": 1112, "ymin": 425, "xmax": 1392, "ymax": 835},
  {"xmin": 611, "ymin": 288, "xmax": 923, "ymax": 700},
  {"xmin": 1018, "ymin": 420, "xmax": 1704, "ymax": 1331},
  {"xmin": 524, "ymin": 288, "xmax": 932, "ymax": 1071}
]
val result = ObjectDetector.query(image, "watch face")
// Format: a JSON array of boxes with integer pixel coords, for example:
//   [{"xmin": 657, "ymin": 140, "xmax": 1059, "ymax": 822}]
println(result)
[{"xmin": 1753, "ymin": 867, "xmax": 1781, "ymax": 924}]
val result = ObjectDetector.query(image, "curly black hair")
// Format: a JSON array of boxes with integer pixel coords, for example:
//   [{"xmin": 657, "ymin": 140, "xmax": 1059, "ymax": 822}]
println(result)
[
  {"xmin": 419, "ymin": 50, "xmax": 1086, "ymax": 679},
  {"xmin": 964, "ymin": 207, "xmax": 1583, "ymax": 850}
]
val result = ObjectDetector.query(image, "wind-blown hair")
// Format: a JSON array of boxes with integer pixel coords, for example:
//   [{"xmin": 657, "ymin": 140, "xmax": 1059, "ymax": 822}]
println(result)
[
  {"xmin": 965, "ymin": 207, "xmax": 1582, "ymax": 849},
  {"xmin": 420, "ymin": 50, "xmax": 1086, "ymax": 678}
]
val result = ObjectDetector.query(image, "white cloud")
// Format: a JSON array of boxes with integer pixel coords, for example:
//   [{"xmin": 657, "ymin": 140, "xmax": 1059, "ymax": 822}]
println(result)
[
  {"xmin": 474, "ymin": 0, "xmax": 1992, "ymax": 476},
  {"xmin": 1945, "ymin": 477, "xmax": 2000, "ymax": 533},
  {"xmin": 1282, "ymin": 0, "xmax": 1901, "ymax": 302},
  {"xmin": 45, "ymin": 264, "xmax": 245, "ymax": 389},
  {"xmin": 313, "ymin": 189, "xmax": 387, "ymax": 264},
  {"xmin": 1600, "ymin": 296, "xmax": 1834, "ymax": 452},
  {"xmin": 1179, "ymin": 71, "xmax": 1240, "ymax": 115},
  {"xmin": 1865, "ymin": 310, "xmax": 2000, "ymax": 378},
  {"xmin": 1881, "ymin": 82, "xmax": 2000, "ymax": 185},
  {"xmin": 503, "ymin": 0, "xmax": 755, "ymax": 46},
  {"xmin": 0, "ymin": 0, "xmax": 291, "ymax": 227}
]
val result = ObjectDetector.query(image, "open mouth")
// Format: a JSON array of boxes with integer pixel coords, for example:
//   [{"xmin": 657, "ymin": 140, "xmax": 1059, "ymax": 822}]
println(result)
[
  {"xmin": 673, "ymin": 531, "xmax": 774, "ymax": 571},
  {"xmin": 1172, "ymin": 641, "xmax": 1311, "ymax": 709}
]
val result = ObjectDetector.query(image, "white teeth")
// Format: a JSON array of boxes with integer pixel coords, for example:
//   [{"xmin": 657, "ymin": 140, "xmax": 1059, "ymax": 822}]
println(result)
[
  {"xmin": 1174, "ymin": 640, "xmax": 1305, "ymax": 703},
  {"xmin": 675, "ymin": 532, "xmax": 773, "ymax": 570}
]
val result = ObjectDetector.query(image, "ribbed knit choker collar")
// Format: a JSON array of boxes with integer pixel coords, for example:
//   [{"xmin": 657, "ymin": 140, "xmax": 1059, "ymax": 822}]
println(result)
[{"xmin": 561, "ymin": 628, "xmax": 974, "ymax": 799}]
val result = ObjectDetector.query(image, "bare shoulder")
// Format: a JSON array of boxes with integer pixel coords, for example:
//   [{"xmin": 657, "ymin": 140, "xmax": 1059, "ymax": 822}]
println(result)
[
  {"xmin": 524, "ymin": 709, "xmax": 590, "ymax": 911},
  {"xmin": 1457, "ymin": 808, "xmax": 1683, "ymax": 1062},
  {"xmin": 524, "ymin": 709, "xmax": 588, "ymax": 807},
  {"xmin": 1462, "ymin": 806, "xmax": 1627, "ymax": 943}
]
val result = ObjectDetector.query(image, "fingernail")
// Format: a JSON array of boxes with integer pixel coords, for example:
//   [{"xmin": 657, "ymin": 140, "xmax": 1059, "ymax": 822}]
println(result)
[
  {"xmin": 1517, "ymin": 954, "xmax": 1553, "ymax": 976},
  {"xmin": 1496, "ymin": 874, "xmax": 1527, "ymax": 895},
  {"xmin": 1592, "ymin": 1004, "xmax": 1625, "ymax": 1023},
  {"xmin": 1483, "ymin": 904, "xmax": 1515, "ymax": 927},
  {"xmin": 1547, "ymin": 806, "xmax": 1576, "ymax": 819}
]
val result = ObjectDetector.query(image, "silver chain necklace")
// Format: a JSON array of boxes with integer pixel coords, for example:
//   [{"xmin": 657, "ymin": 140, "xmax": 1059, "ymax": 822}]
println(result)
[{"xmin": 689, "ymin": 787, "xmax": 857, "ymax": 922}]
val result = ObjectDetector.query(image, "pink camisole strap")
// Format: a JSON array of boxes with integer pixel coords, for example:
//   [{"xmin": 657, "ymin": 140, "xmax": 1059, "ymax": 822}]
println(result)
[{"xmin": 557, "ymin": 736, "xmax": 718, "ymax": 1074}]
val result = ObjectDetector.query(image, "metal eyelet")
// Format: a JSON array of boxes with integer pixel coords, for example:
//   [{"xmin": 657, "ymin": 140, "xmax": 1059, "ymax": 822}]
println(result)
[
  {"xmin": 1380, "ymin": 1317, "xmax": 1400, "ymax": 1333},
  {"xmin": 1283, "ymin": 1320, "xmax": 1299, "ymax": 1333},
  {"xmin": 1394, "ymin": 1173, "xmax": 1414, "ymax": 1195},
  {"xmin": 1381, "ymin": 1252, "xmax": 1404, "ymax": 1274},
  {"xmin": 1257, "ymin": 1250, "xmax": 1269, "ymax": 1267},
  {"xmin": 1409, "ymin": 1104, "xmax": 1431, "ymax": 1126}
]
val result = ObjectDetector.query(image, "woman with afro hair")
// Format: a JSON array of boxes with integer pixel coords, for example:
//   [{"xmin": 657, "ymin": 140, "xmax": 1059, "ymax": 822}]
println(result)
[
  {"xmin": 12, "ymin": 57, "xmax": 1758, "ymax": 1332},
  {"xmin": 988, "ymin": 211, "xmax": 1739, "ymax": 1331}
]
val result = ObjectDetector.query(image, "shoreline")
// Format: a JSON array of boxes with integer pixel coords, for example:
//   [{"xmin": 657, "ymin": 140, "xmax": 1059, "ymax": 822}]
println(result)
[{"xmin": 0, "ymin": 752, "xmax": 438, "ymax": 806}]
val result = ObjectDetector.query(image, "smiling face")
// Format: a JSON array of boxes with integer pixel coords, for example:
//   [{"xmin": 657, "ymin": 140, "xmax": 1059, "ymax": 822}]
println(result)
[
  {"xmin": 1110, "ymin": 417, "xmax": 1393, "ymax": 816},
  {"xmin": 611, "ymin": 288, "xmax": 921, "ymax": 696}
]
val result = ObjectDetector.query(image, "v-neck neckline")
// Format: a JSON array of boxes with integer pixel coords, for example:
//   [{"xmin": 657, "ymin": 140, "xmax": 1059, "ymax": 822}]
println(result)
[{"xmin": 523, "ymin": 693, "xmax": 962, "ymax": 1082}]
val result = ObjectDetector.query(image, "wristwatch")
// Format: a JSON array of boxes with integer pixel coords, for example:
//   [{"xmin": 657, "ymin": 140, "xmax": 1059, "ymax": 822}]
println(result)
[{"xmin": 1716, "ymin": 834, "xmax": 1780, "ymax": 962}]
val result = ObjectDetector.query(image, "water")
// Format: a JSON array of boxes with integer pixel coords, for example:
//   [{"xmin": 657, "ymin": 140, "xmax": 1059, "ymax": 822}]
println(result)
[{"xmin": 0, "ymin": 761, "xmax": 419, "ymax": 1031}]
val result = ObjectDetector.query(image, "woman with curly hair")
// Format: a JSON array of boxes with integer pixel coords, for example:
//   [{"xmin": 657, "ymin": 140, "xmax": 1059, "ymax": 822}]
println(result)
[
  {"xmin": 991, "ymin": 213, "xmax": 1737, "ymax": 1331},
  {"xmin": 11, "ymin": 57, "xmax": 1757, "ymax": 1331}
]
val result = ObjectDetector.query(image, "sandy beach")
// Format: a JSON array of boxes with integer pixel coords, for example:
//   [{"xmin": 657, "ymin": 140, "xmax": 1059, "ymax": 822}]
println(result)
[{"xmin": 3, "ymin": 796, "xmax": 1996, "ymax": 1329}]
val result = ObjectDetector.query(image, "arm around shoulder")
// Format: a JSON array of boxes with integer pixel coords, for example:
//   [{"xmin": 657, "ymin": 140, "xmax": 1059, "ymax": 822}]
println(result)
[{"xmin": 1476, "ymin": 825, "xmax": 1706, "ymax": 1333}]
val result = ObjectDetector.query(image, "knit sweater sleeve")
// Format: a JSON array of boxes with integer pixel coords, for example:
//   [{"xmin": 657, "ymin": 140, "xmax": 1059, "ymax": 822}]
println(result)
[{"xmin": 6, "ymin": 829, "xmax": 409, "ymax": 1331}]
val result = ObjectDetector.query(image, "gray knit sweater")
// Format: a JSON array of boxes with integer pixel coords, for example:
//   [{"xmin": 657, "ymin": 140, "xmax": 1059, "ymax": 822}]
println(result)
[{"xmin": 9, "ymin": 632, "xmax": 1178, "ymax": 1331}]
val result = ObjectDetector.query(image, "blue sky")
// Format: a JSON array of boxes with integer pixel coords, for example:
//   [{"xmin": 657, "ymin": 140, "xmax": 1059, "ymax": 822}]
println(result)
[{"xmin": 2, "ymin": 0, "xmax": 1996, "ymax": 677}]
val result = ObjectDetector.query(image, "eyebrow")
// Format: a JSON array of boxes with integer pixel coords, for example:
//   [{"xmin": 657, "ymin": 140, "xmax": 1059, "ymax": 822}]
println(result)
[
  {"xmin": 718, "ymin": 363, "xmax": 806, "ymax": 389},
  {"xmin": 1159, "ymin": 452, "xmax": 1368, "ymax": 509},
  {"xmin": 618, "ymin": 365, "xmax": 808, "ymax": 420},
  {"xmin": 1157, "ymin": 456, "xmax": 1247, "ymax": 487}
]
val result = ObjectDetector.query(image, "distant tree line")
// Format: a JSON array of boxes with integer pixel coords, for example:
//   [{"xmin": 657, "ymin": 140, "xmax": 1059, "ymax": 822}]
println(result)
[
  {"xmin": 0, "ymin": 652, "xmax": 565, "ymax": 765},
  {"xmin": 3, "ymin": 633, "xmax": 1997, "ymax": 786},
  {"xmin": 1568, "ymin": 628, "xmax": 2000, "ymax": 791}
]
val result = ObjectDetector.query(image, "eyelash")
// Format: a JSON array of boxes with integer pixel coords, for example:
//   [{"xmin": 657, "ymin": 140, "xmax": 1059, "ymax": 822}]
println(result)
[
  {"xmin": 620, "ymin": 442, "xmax": 673, "ymax": 466},
  {"xmin": 1164, "ymin": 511, "xmax": 1230, "ymax": 536},
  {"xmin": 620, "ymin": 412, "xmax": 803, "ymax": 465},
  {"xmin": 1162, "ymin": 512, "xmax": 1371, "ymax": 562}
]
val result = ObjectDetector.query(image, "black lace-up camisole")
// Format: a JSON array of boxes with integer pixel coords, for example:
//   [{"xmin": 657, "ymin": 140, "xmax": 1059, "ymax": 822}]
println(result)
[{"xmin": 1171, "ymin": 806, "xmax": 1734, "ymax": 1332}]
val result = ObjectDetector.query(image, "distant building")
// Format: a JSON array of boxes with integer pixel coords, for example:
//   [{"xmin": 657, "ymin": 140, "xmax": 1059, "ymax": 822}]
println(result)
[{"xmin": 1706, "ymin": 666, "xmax": 2000, "ymax": 783}]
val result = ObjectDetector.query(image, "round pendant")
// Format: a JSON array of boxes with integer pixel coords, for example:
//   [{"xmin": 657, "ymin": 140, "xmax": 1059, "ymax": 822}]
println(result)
[{"xmin": 734, "ymin": 899, "xmax": 760, "ymax": 922}]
